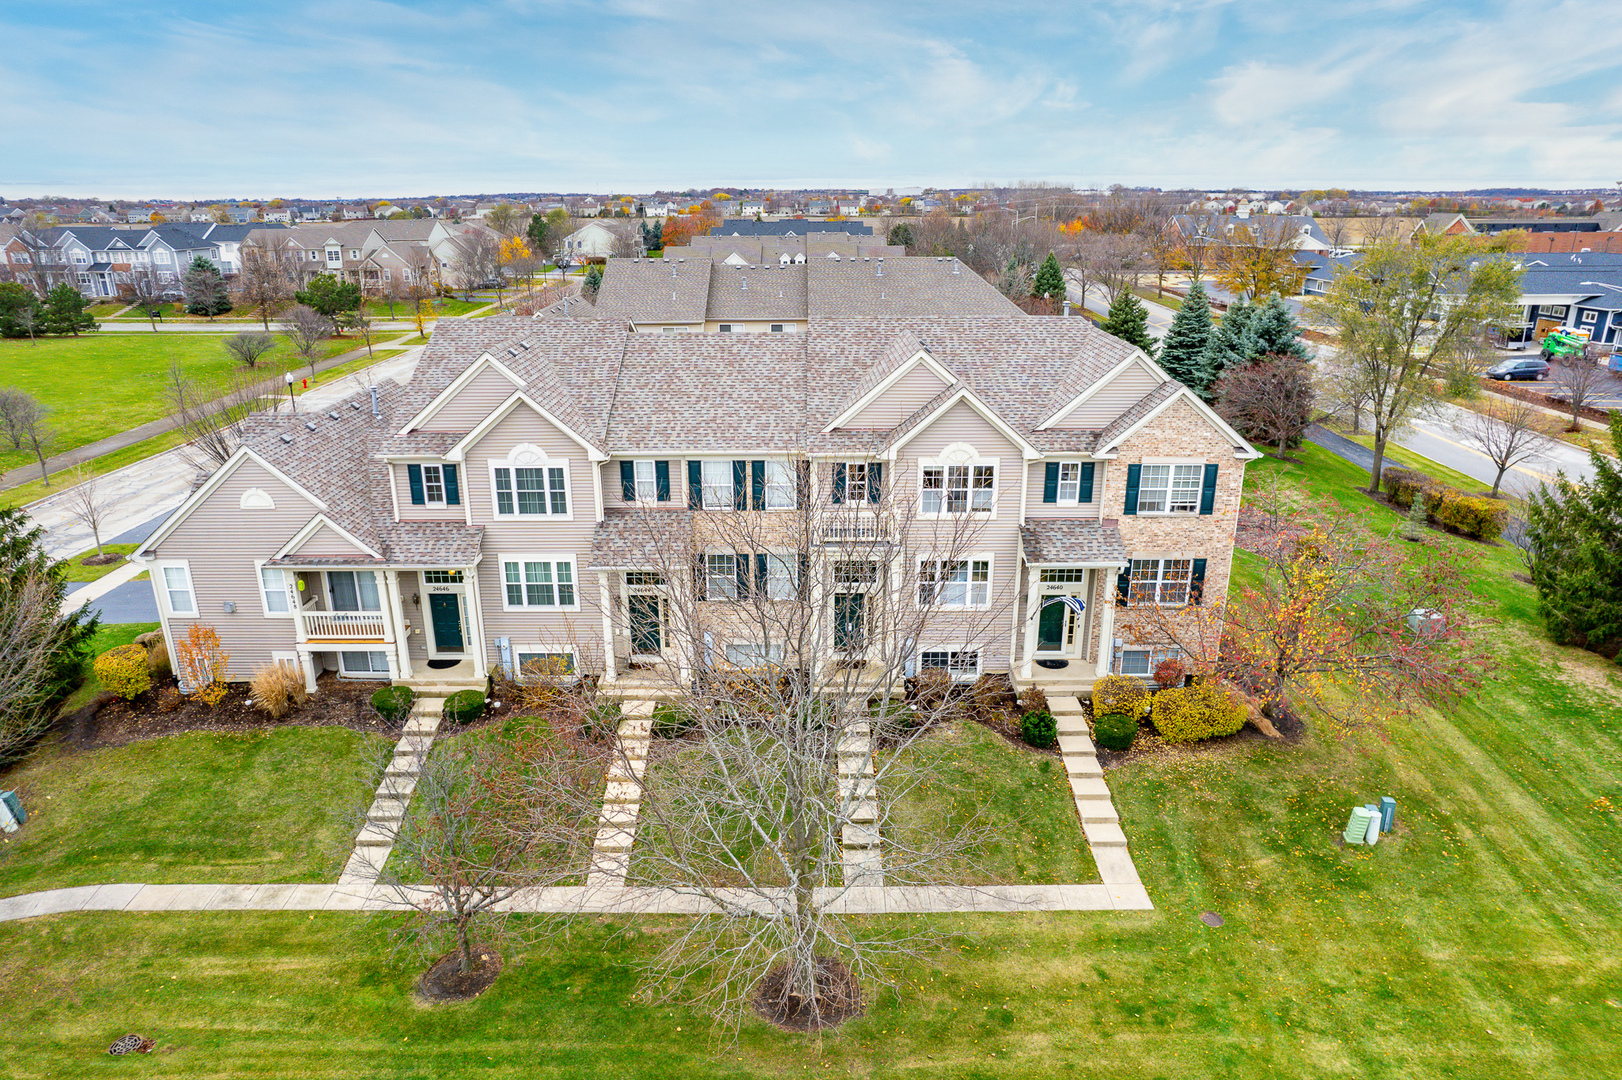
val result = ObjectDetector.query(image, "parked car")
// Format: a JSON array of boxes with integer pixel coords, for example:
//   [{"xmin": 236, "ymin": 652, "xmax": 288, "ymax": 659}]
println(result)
[{"xmin": 1485, "ymin": 357, "xmax": 1550, "ymax": 381}]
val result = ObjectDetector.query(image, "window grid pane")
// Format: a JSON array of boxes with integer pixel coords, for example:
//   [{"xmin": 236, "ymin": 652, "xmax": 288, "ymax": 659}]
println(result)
[
  {"xmin": 494, "ymin": 468, "xmax": 515, "ymax": 515},
  {"xmin": 548, "ymin": 467, "xmax": 567, "ymax": 514},
  {"xmin": 766, "ymin": 461, "xmax": 795, "ymax": 508},
  {"xmin": 1137, "ymin": 465, "xmax": 1170, "ymax": 513},
  {"xmin": 261, "ymin": 567, "xmax": 289, "ymax": 613},
  {"xmin": 556, "ymin": 562, "xmax": 575, "ymax": 607},
  {"xmin": 921, "ymin": 467, "xmax": 943, "ymax": 514},
  {"xmin": 702, "ymin": 461, "xmax": 732, "ymax": 510},
  {"xmin": 514, "ymin": 468, "xmax": 545, "ymax": 514},
  {"xmin": 525, "ymin": 562, "xmax": 555, "ymax": 607},
  {"xmin": 423, "ymin": 465, "xmax": 445, "ymax": 503},
  {"xmin": 971, "ymin": 465, "xmax": 994, "ymax": 510},
  {"xmin": 504, "ymin": 562, "xmax": 523, "ymax": 606},
  {"xmin": 845, "ymin": 463, "xmax": 867, "ymax": 503},
  {"xmin": 1057, "ymin": 462, "xmax": 1080, "ymax": 502},
  {"xmin": 1168, "ymin": 465, "xmax": 1202, "ymax": 513},
  {"xmin": 634, "ymin": 460, "xmax": 656, "ymax": 502},
  {"xmin": 707, "ymin": 554, "xmax": 737, "ymax": 599},
  {"xmin": 946, "ymin": 465, "xmax": 969, "ymax": 513}
]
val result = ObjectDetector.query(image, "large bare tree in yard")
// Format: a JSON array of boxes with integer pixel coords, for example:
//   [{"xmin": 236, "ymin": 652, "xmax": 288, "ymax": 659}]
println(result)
[
  {"xmin": 223, "ymin": 329, "xmax": 276, "ymax": 369},
  {"xmin": 1548, "ymin": 356, "xmax": 1608, "ymax": 432},
  {"xmin": 1306, "ymin": 236, "xmax": 1523, "ymax": 493},
  {"xmin": 537, "ymin": 462, "xmax": 1010, "ymax": 1029},
  {"xmin": 1459, "ymin": 394, "xmax": 1555, "ymax": 496},
  {"xmin": 283, "ymin": 304, "xmax": 333, "ymax": 377},
  {"xmin": 165, "ymin": 362, "xmax": 268, "ymax": 468},
  {"xmin": 8, "ymin": 392, "xmax": 55, "ymax": 483},
  {"xmin": 63, "ymin": 467, "xmax": 114, "ymax": 556},
  {"xmin": 236, "ymin": 237, "xmax": 294, "ymax": 329},
  {"xmin": 451, "ymin": 232, "xmax": 501, "ymax": 300}
]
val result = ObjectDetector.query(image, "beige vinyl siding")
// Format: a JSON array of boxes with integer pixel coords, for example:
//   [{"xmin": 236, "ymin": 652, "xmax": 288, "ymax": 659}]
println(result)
[
  {"xmin": 416, "ymin": 367, "xmax": 524, "ymax": 433},
  {"xmin": 1023, "ymin": 459, "xmax": 1104, "ymax": 520},
  {"xmin": 144, "ymin": 458, "xmax": 320, "ymax": 678},
  {"xmin": 292, "ymin": 523, "xmax": 371, "ymax": 558},
  {"xmin": 1050, "ymin": 364, "xmax": 1162, "ymax": 427},
  {"xmin": 395, "ymin": 570, "xmax": 431, "ymax": 661},
  {"xmin": 473, "ymin": 556, "xmax": 605, "ymax": 675},
  {"xmin": 842, "ymin": 364, "xmax": 952, "ymax": 428},
  {"xmin": 391, "ymin": 463, "xmax": 468, "ymax": 521}
]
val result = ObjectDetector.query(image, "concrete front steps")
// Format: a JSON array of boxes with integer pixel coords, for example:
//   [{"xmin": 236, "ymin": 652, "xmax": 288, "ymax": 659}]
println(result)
[
  {"xmin": 339, "ymin": 694, "xmax": 445, "ymax": 886},
  {"xmin": 1049, "ymin": 695, "xmax": 1149, "ymax": 905},
  {"xmin": 587, "ymin": 702, "xmax": 654, "ymax": 886}
]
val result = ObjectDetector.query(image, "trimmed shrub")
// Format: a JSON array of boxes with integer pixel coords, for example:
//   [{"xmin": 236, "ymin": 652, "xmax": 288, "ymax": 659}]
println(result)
[
  {"xmin": 1381, "ymin": 466, "xmax": 1429, "ymax": 507},
  {"xmin": 1018, "ymin": 684, "xmax": 1050, "ymax": 717},
  {"xmin": 94, "ymin": 644, "xmax": 151, "ymax": 700},
  {"xmin": 443, "ymin": 688, "xmax": 486, "ymax": 725},
  {"xmin": 249, "ymin": 662, "xmax": 307, "ymax": 719},
  {"xmin": 651, "ymin": 700, "xmax": 699, "ymax": 738},
  {"xmin": 1091, "ymin": 673, "xmax": 1150, "ymax": 717},
  {"xmin": 1434, "ymin": 491, "xmax": 1508, "ymax": 542},
  {"xmin": 1152, "ymin": 657, "xmax": 1186, "ymax": 689},
  {"xmin": 1020, "ymin": 710, "xmax": 1057, "ymax": 748},
  {"xmin": 1151, "ymin": 683, "xmax": 1246, "ymax": 744},
  {"xmin": 584, "ymin": 699, "xmax": 622, "ymax": 742},
  {"xmin": 371, "ymin": 684, "xmax": 415, "ymax": 724},
  {"xmin": 1092, "ymin": 711, "xmax": 1138, "ymax": 752}
]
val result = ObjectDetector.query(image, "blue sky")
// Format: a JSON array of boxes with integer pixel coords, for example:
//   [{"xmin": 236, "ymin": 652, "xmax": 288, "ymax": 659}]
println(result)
[{"xmin": 3, "ymin": 0, "xmax": 1620, "ymax": 199}]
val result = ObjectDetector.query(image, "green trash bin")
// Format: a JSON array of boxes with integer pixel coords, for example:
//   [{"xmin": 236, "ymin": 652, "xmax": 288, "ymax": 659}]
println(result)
[{"xmin": 1344, "ymin": 806, "xmax": 1374, "ymax": 845}]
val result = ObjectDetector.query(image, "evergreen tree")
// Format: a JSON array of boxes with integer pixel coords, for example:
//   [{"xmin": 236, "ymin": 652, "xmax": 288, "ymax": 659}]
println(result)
[
  {"xmin": 42, "ymin": 283, "xmax": 97, "ymax": 337},
  {"xmin": 293, "ymin": 273, "xmax": 362, "ymax": 320},
  {"xmin": 1157, "ymin": 281, "xmax": 1216, "ymax": 396},
  {"xmin": 526, "ymin": 212, "xmax": 550, "ymax": 253},
  {"xmin": 0, "ymin": 507, "xmax": 98, "ymax": 742},
  {"xmin": 1249, "ymin": 293, "xmax": 1311, "ymax": 360},
  {"xmin": 583, "ymin": 265, "xmax": 603, "ymax": 299},
  {"xmin": 183, "ymin": 256, "xmax": 232, "ymax": 318},
  {"xmin": 1206, "ymin": 296, "xmax": 1256, "ymax": 382},
  {"xmin": 1098, "ymin": 290, "xmax": 1157, "ymax": 357},
  {"xmin": 1524, "ymin": 416, "xmax": 1622, "ymax": 656},
  {"xmin": 0, "ymin": 282, "xmax": 43, "ymax": 339},
  {"xmin": 1032, "ymin": 252, "xmax": 1066, "ymax": 301}
]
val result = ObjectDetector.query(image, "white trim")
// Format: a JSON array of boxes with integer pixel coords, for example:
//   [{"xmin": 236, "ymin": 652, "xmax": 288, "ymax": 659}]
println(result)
[
  {"xmin": 917, "ymin": 646, "xmax": 982, "ymax": 683},
  {"xmin": 272, "ymin": 513, "xmax": 384, "ymax": 561},
  {"xmin": 497, "ymin": 554, "xmax": 581, "ymax": 612},
  {"xmin": 132, "ymin": 446, "xmax": 328, "ymax": 562},
  {"xmin": 1093, "ymin": 384, "xmax": 1263, "ymax": 461},
  {"xmin": 398, "ymin": 352, "xmax": 528, "ymax": 433},
  {"xmin": 445, "ymin": 390, "xmax": 609, "ymax": 462},
  {"xmin": 152, "ymin": 560, "xmax": 198, "ymax": 617},
  {"xmin": 917, "ymin": 553, "xmax": 995, "ymax": 611},
  {"xmin": 885, "ymin": 386, "xmax": 1044, "ymax": 460},
  {"xmin": 238, "ymin": 487, "xmax": 276, "ymax": 510},
  {"xmin": 918, "ymin": 451, "xmax": 1000, "ymax": 519},
  {"xmin": 488, "ymin": 447, "xmax": 574, "ymax": 520},
  {"xmin": 1038, "ymin": 353, "xmax": 1165, "ymax": 429},
  {"xmin": 822, "ymin": 349, "xmax": 957, "ymax": 432},
  {"xmin": 253, "ymin": 560, "xmax": 295, "ymax": 618}
]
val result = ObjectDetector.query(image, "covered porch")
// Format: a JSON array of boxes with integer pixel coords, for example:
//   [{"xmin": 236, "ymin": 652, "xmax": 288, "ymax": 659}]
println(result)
[{"xmin": 1013, "ymin": 521, "xmax": 1128, "ymax": 700}]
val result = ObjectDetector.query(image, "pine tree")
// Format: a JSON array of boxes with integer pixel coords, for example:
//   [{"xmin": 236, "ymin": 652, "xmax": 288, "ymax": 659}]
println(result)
[
  {"xmin": 1249, "ymin": 293, "xmax": 1311, "ymax": 359},
  {"xmin": 1206, "ymin": 297, "xmax": 1255, "ymax": 382},
  {"xmin": 183, "ymin": 256, "xmax": 232, "ymax": 318},
  {"xmin": 1524, "ymin": 416, "xmax": 1622, "ymax": 655},
  {"xmin": 42, "ymin": 283, "xmax": 96, "ymax": 337},
  {"xmin": 1099, "ymin": 290, "xmax": 1156, "ymax": 357},
  {"xmin": 1032, "ymin": 252, "xmax": 1066, "ymax": 301},
  {"xmin": 1157, "ymin": 281, "xmax": 1216, "ymax": 396},
  {"xmin": 0, "ymin": 507, "xmax": 99, "ymax": 733}
]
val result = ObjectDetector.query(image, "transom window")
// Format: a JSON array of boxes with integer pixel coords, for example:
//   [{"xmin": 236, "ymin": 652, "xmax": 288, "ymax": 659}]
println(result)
[
  {"xmin": 502, "ymin": 559, "xmax": 576, "ymax": 609},
  {"xmin": 494, "ymin": 465, "xmax": 567, "ymax": 516},
  {"xmin": 919, "ymin": 559, "xmax": 990, "ymax": 608},
  {"xmin": 626, "ymin": 571, "xmax": 664, "ymax": 587},
  {"xmin": 422, "ymin": 570, "xmax": 463, "ymax": 583},
  {"xmin": 922, "ymin": 464, "xmax": 993, "ymax": 514},
  {"xmin": 1040, "ymin": 567, "xmax": 1088, "ymax": 584},
  {"xmin": 921, "ymin": 649, "xmax": 980, "ymax": 680},
  {"xmin": 834, "ymin": 560, "xmax": 880, "ymax": 586},
  {"xmin": 1137, "ymin": 464, "xmax": 1202, "ymax": 514},
  {"xmin": 1129, "ymin": 558, "xmax": 1193, "ymax": 606}
]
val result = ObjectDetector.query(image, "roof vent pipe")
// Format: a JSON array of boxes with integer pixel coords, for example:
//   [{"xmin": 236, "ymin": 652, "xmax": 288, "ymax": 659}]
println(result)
[{"xmin": 368, "ymin": 385, "xmax": 380, "ymax": 417}]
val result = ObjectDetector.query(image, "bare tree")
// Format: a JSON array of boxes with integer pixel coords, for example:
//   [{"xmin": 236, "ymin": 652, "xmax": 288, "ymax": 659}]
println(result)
[
  {"xmin": 236, "ymin": 237, "xmax": 294, "ymax": 330},
  {"xmin": 450, "ymin": 231, "xmax": 501, "ymax": 300},
  {"xmin": 283, "ymin": 304, "xmax": 333, "ymax": 377},
  {"xmin": 10, "ymin": 392, "xmax": 54, "ymax": 482},
  {"xmin": 1458, "ymin": 393, "xmax": 1555, "ymax": 497},
  {"xmin": 344, "ymin": 305, "xmax": 375, "ymax": 358},
  {"xmin": 483, "ymin": 203, "xmax": 524, "ymax": 238},
  {"xmin": 62, "ymin": 467, "xmax": 113, "ymax": 555},
  {"xmin": 1548, "ymin": 356, "xmax": 1608, "ymax": 431},
  {"xmin": 1216, "ymin": 357, "xmax": 1317, "ymax": 458},
  {"xmin": 1174, "ymin": 215, "xmax": 1221, "ymax": 285},
  {"xmin": 164, "ymin": 362, "xmax": 268, "ymax": 468},
  {"xmin": 1136, "ymin": 199, "xmax": 1180, "ymax": 297},
  {"xmin": 0, "ymin": 573, "xmax": 66, "ymax": 763},
  {"xmin": 0, "ymin": 388, "xmax": 32, "ymax": 450},
  {"xmin": 224, "ymin": 330, "xmax": 277, "ymax": 369}
]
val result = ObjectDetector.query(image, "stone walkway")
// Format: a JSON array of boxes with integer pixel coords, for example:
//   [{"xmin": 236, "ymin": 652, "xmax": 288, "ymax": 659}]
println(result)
[
  {"xmin": 588, "ymin": 702, "xmax": 653, "ymax": 887},
  {"xmin": 1050, "ymin": 695, "xmax": 1148, "ymax": 897},
  {"xmin": 838, "ymin": 720, "xmax": 882, "ymax": 885},
  {"xmin": 338, "ymin": 694, "xmax": 444, "ymax": 886}
]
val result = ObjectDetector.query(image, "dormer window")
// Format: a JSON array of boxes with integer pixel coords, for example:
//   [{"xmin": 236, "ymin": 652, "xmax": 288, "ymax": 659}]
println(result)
[{"xmin": 490, "ymin": 445, "xmax": 570, "ymax": 518}]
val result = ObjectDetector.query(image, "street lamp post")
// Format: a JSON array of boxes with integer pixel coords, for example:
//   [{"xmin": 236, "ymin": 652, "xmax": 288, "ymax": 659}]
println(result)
[{"xmin": 285, "ymin": 371, "xmax": 297, "ymax": 413}]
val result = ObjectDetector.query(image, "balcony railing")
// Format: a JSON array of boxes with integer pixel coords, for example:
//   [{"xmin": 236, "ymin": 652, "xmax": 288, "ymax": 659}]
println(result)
[
  {"xmin": 300, "ymin": 611, "xmax": 389, "ymax": 642},
  {"xmin": 817, "ymin": 520, "xmax": 891, "ymax": 544}
]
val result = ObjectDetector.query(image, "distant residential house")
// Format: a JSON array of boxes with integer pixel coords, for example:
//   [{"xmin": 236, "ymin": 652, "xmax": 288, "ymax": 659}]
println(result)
[
  {"xmin": 644, "ymin": 202, "xmax": 679, "ymax": 218},
  {"xmin": 739, "ymin": 201, "xmax": 766, "ymax": 217},
  {"xmin": 561, "ymin": 220, "xmax": 629, "ymax": 259},
  {"xmin": 263, "ymin": 208, "xmax": 295, "ymax": 223}
]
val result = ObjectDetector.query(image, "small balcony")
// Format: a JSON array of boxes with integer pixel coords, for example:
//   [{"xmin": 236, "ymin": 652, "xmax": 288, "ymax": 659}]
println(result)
[
  {"xmin": 299, "ymin": 611, "xmax": 390, "ymax": 643},
  {"xmin": 817, "ymin": 519, "xmax": 892, "ymax": 544}
]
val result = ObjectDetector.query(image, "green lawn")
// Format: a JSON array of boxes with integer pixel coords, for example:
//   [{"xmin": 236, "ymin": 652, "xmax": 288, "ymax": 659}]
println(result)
[
  {"xmin": 55, "ymin": 542, "xmax": 139, "ymax": 582},
  {"xmin": 56, "ymin": 622, "xmax": 160, "ymax": 717},
  {"xmin": 0, "ymin": 725, "xmax": 385, "ymax": 898},
  {"xmin": 0, "ymin": 447, "xmax": 1619, "ymax": 1076},
  {"xmin": 1131, "ymin": 285, "xmax": 1183, "ymax": 311}
]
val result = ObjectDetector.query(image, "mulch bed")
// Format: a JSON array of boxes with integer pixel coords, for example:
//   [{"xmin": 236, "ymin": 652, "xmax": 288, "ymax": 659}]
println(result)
[
  {"xmin": 79, "ymin": 552, "xmax": 126, "ymax": 567},
  {"xmin": 64, "ymin": 672, "xmax": 402, "ymax": 750},
  {"xmin": 752, "ymin": 956, "xmax": 864, "ymax": 1031},
  {"xmin": 416, "ymin": 944, "xmax": 503, "ymax": 1002}
]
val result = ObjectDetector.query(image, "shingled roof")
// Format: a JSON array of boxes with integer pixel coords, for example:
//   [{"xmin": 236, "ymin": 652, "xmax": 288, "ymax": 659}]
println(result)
[{"xmin": 1019, "ymin": 521, "xmax": 1127, "ymax": 565}]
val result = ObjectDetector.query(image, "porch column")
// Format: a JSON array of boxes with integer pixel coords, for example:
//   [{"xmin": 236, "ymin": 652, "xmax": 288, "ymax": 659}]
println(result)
[
  {"xmin": 1095, "ymin": 565, "xmax": 1122, "ymax": 678},
  {"xmin": 1019, "ymin": 565, "xmax": 1043, "ymax": 683},
  {"xmin": 384, "ymin": 569, "xmax": 413, "ymax": 681},
  {"xmin": 598, "ymin": 571, "xmax": 616, "ymax": 684},
  {"xmin": 464, "ymin": 565, "xmax": 488, "ymax": 679}
]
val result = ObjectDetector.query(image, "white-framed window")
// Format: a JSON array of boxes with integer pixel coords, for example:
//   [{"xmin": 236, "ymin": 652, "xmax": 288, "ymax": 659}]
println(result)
[
  {"xmin": 421, "ymin": 463, "xmax": 446, "ymax": 505},
  {"xmin": 920, "ymin": 649, "xmax": 980, "ymax": 681},
  {"xmin": 843, "ymin": 462, "xmax": 869, "ymax": 503},
  {"xmin": 339, "ymin": 650, "xmax": 391, "ymax": 676},
  {"xmin": 256, "ymin": 562, "xmax": 292, "ymax": 616},
  {"xmin": 71, "ymin": 252, "xmax": 88, "ymax": 265},
  {"xmin": 705, "ymin": 553, "xmax": 738, "ymax": 600},
  {"xmin": 491, "ymin": 449, "xmax": 570, "ymax": 518},
  {"xmin": 834, "ymin": 560, "xmax": 880, "ymax": 586},
  {"xmin": 919, "ymin": 558, "xmax": 991, "ymax": 609},
  {"xmin": 157, "ymin": 562, "xmax": 197, "ymax": 615},
  {"xmin": 922, "ymin": 464, "xmax": 994, "ymax": 514},
  {"xmin": 1118, "ymin": 645, "xmax": 1182, "ymax": 677},
  {"xmin": 349, "ymin": 249, "xmax": 359, "ymax": 258},
  {"xmin": 765, "ymin": 554, "xmax": 797, "ymax": 600},
  {"xmin": 326, "ymin": 248, "xmax": 342, "ymax": 264},
  {"xmin": 1580, "ymin": 309, "xmax": 1598, "ymax": 324},
  {"xmin": 633, "ymin": 459, "xmax": 658, "ymax": 502},
  {"xmin": 327, "ymin": 570, "xmax": 381, "ymax": 612},
  {"xmin": 501, "ymin": 557, "xmax": 578, "ymax": 610},
  {"xmin": 726, "ymin": 641, "xmax": 783, "ymax": 668},
  {"xmin": 1057, "ymin": 462, "xmax": 1083, "ymax": 502},
  {"xmin": 423, "ymin": 569, "xmax": 464, "ymax": 583},
  {"xmin": 1136, "ymin": 463, "xmax": 1203, "ymax": 514},
  {"xmin": 153, "ymin": 249, "xmax": 170, "ymax": 264},
  {"xmin": 1129, "ymin": 558, "xmax": 1193, "ymax": 606},
  {"xmin": 515, "ymin": 648, "xmax": 578, "ymax": 677},
  {"xmin": 701, "ymin": 460, "xmax": 734, "ymax": 510},
  {"xmin": 765, "ymin": 460, "xmax": 796, "ymax": 509}
]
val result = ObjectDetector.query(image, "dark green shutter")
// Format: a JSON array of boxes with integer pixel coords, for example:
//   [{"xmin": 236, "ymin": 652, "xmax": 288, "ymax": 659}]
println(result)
[
  {"xmin": 867, "ymin": 462, "xmax": 883, "ymax": 503},
  {"xmin": 732, "ymin": 461, "xmax": 747, "ymax": 510},
  {"xmin": 831, "ymin": 463, "xmax": 845, "ymax": 503},
  {"xmin": 1123, "ymin": 463, "xmax": 1141, "ymax": 515},
  {"xmin": 1042, "ymin": 461, "xmax": 1059, "ymax": 503},
  {"xmin": 736, "ymin": 553, "xmax": 750, "ymax": 598},
  {"xmin": 442, "ymin": 464, "xmax": 460, "ymax": 505},
  {"xmin": 1199, "ymin": 464, "xmax": 1219, "ymax": 515},
  {"xmin": 751, "ymin": 460, "xmax": 765, "ymax": 510},
  {"xmin": 755, "ymin": 553, "xmax": 768, "ymax": 597},
  {"xmin": 797, "ymin": 461, "xmax": 812, "ymax": 506},
  {"xmin": 407, "ymin": 464, "xmax": 425, "ymax": 505},
  {"xmin": 655, "ymin": 460, "xmax": 670, "ymax": 502},
  {"xmin": 687, "ymin": 460, "xmax": 702, "ymax": 509},
  {"xmin": 1078, "ymin": 463, "xmax": 1095, "ymax": 503},
  {"xmin": 693, "ymin": 554, "xmax": 707, "ymax": 600},
  {"xmin": 1190, "ymin": 558, "xmax": 1208, "ymax": 605},
  {"xmin": 798, "ymin": 551, "xmax": 810, "ymax": 599},
  {"xmin": 620, "ymin": 461, "xmax": 636, "ymax": 501},
  {"xmin": 1116, "ymin": 571, "xmax": 1131, "ymax": 605}
]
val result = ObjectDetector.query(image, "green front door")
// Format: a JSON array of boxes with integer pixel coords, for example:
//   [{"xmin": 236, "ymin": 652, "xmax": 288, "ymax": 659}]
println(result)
[
  {"xmin": 428, "ymin": 593, "xmax": 464, "ymax": 651},
  {"xmin": 834, "ymin": 593, "xmax": 864, "ymax": 651},
  {"xmin": 629, "ymin": 594, "xmax": 662, "ymax": 655},
  {"xmin": 1037, "ymin": 596, "xmax": 1066, "ymax": 652}
]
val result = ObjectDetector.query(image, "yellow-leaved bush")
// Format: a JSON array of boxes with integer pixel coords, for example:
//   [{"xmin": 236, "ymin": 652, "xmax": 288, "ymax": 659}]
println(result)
[
  {"xmin": 94, "ymin": 644, "xmax": 151, "ymax": 700},
  {"xmin": 1091, "ymin": 674, "xmax": 1150, "ymax": 717},
  {"xmin": 1151, "ymin": 683, "xmax": 1247, "ymax": 744}
]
